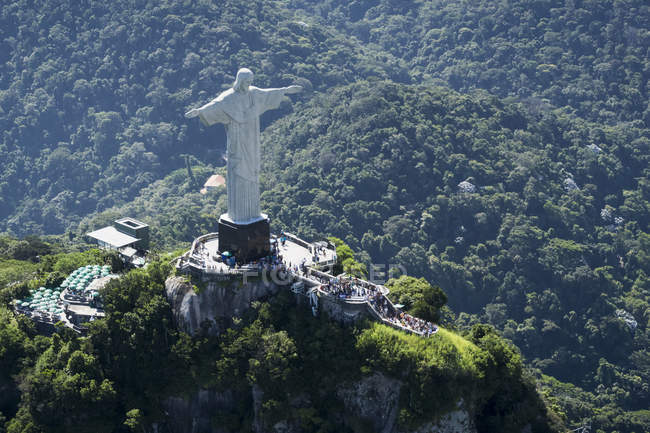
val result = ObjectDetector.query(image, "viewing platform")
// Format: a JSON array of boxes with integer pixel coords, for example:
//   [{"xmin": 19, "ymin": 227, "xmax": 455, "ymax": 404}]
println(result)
[
  {"xmin": 176, "ymin": 232, "xmax": 337, "ymax": 276},
  {"xmin": 176, "ymin": 232, "xmax": 438, "ymax": 337}
]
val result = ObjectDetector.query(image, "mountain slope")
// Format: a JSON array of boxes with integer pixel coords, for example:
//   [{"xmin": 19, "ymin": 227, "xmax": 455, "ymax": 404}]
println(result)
[
  {"xmin": 292, "ymin": 0, "xmax": 650, "ymax": 124},
  {"xmin": 0, "ymin": 0, "xmax": 408, "ymax": 235},
  {"xmin": 259, "ymin": 81, "xmax": 649, "ymax": 428}
]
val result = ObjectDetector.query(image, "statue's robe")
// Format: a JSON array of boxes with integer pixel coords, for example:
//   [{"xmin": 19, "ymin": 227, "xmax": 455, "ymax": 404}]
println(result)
[{"xmin": 197, "ymin": 86, "xmax": 285, "ymax": 223}]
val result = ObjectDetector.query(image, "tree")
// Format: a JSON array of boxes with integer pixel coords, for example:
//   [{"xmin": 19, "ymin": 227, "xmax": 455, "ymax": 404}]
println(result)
[
  {"xmin": 123, "ymin": 409, "xmax": 145, "ymax": 433},
  {"xmin": 386, "ymin": 275, "xmax": 447, "ymax": 322}
]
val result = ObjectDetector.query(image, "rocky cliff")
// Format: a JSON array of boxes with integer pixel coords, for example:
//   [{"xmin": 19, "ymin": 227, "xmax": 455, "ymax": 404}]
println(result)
[
  {"xmin": 161, "ymin": 389, "xmax": 235, "ymax": 433},
  {"xmin": 165, "ymin": 275, "xmax": 280, "ymax": 335},
  {"xmin": 162, "ymin": 276, "xmax": 546, "ymax": 433},
  {"xmin": 160, "ymin": 373, "xmax": 476, "ymax": 433}
]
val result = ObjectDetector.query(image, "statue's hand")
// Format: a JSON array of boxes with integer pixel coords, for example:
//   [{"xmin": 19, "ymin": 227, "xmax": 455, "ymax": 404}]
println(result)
[
  {"xmin": 185, "ymin": 108, "xmax": 200, "ymax": 118},
  {"xmin": 285, "ymin": 85, "xmax": 303, "ymax": 94}
]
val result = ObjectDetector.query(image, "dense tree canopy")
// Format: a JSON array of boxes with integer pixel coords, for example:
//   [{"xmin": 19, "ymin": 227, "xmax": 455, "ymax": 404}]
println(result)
[
  {"xmin": 0, "ymin": 0, "xmax": 408, "ymax": 235},
  {"xmin": 77, "ymin": 79, "xmax": 649, "ymax": 431},
  {"xmin": 294, "ymin": 0, "xmax": 650, "ymax": 124},
  {"xmin": 0, "ymin": 245, "xmax": 563, "ymax": 432},
  {"xmin": 1, "ymin": 0, "xmax": 649, "ymax": 431}
]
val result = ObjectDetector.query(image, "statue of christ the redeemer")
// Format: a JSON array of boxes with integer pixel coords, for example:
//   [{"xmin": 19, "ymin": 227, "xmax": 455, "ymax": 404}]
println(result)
[{"xmin": 185, "ymin": 68, "xmax": 302, "ymax": 224}]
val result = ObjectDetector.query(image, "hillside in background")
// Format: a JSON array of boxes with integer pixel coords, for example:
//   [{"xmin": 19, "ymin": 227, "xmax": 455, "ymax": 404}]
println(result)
[
  {"xmin": 81, "ymin": 81, "xmax": 650, "ymax": 431},
  {"xmin": 0, "ymin": 0, "xmax": 407, "ymax": 235},
  {"xmin": 292, "ymin": 0, "xmax": 650, "ymax": 124},
  {"xmin": 4, "ymin": 0, "xmax": 648, "ymax": 237},
  {"xmin": 1, "ymin": 0, "xmax": 649, "ymax": 431}
]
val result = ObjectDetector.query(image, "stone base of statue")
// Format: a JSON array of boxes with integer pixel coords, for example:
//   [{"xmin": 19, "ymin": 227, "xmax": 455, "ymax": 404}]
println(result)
[{"xmin": 218, "ymin": 213, "xmax": 270, "ymax": 263}]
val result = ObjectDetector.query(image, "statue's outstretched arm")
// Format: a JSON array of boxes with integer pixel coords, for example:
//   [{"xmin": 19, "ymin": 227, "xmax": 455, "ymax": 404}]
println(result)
[
  {"xmin": 185, "ymin": 108, "xmax": 200, "ymax": 118},
  {"xmin": 283, "ymin": 85, "xmax": 303, "ymax": 94}
]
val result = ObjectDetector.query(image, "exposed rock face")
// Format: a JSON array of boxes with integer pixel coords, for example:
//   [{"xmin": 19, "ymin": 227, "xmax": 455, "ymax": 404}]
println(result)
[
  {"xmin": 337, "ymin": 373, "xmax": 402, "ymax": 433},
  {"xmin": 162, "ymin": 389, "xmax": 234, "ymax": 433},
  {"xmin": 160, "ymin": 377, "xmax": 476, "ymax": 433},
  {"xmin": 563, "ymin": 177, "xmax": 580, "ymax": 191},
  {"xmin": 165, "ymin": 275, "xmax": 280, "ymax": 335},
  {"xmin": 318, "ymin": 294, "xmax": 369, "ymax": 324},
  {"xmin": 403, "ymin": 401, "xmax": 476, "ymax": 433},
  {"xmin": 337, "ymin": 374, "xmax": 476, "ymax": 433},
  {"xmin": 458, "ymin": 180, "xmax": 477, "ymax": 193},
  {"xmin": 615, "ymin": 309, "xmax": 638, "ymax": 332},
  {"xmin": 163, "ymin": 278, "xmax": 478, "ymax": 433}
]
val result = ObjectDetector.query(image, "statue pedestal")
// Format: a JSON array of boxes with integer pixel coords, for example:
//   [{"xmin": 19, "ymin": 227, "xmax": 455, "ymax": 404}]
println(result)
[{"xmin": 218, "ymin": 214, "xmax": 270, "ymax": 263}]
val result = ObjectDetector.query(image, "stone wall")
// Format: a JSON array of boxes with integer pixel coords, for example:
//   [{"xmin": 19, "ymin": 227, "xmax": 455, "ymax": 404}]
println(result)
[
  {"xmin": 165, "ymin": 273, "xmax": 376, "ymax": 335},
  {"xmin": 318, "ymin": 293, "xmax": 371, "ymax": 324}
]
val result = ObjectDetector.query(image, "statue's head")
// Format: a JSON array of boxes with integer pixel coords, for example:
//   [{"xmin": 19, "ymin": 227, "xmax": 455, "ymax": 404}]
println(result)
[{"xmin": 233, "ymin": 68, "xmax": 254, "ymax": 92}]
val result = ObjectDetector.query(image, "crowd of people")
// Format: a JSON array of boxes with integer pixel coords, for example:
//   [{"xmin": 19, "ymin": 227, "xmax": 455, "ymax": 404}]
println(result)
[{"xmin": 306, "ymin": 270, "xmax": 438, "ymax": 337}]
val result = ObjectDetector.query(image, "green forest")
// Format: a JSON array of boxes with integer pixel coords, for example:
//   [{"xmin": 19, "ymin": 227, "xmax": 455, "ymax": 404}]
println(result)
[
  {"xmin": 0, "ymin": 0, "xmax": 649, "ymax": 432},
  {"xmin": 0, "ymin": 237, "xmax": 563, "ymax": 432}
]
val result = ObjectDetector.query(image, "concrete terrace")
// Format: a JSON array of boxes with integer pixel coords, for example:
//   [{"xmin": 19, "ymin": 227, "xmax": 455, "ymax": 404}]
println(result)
[
  {"xmin": 13, "ymin": 265, "xmax": 115, "ymax": 334},
  {"xmin": 177, "ymin": 232, "xmax": 337, "ymax": 274}
]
